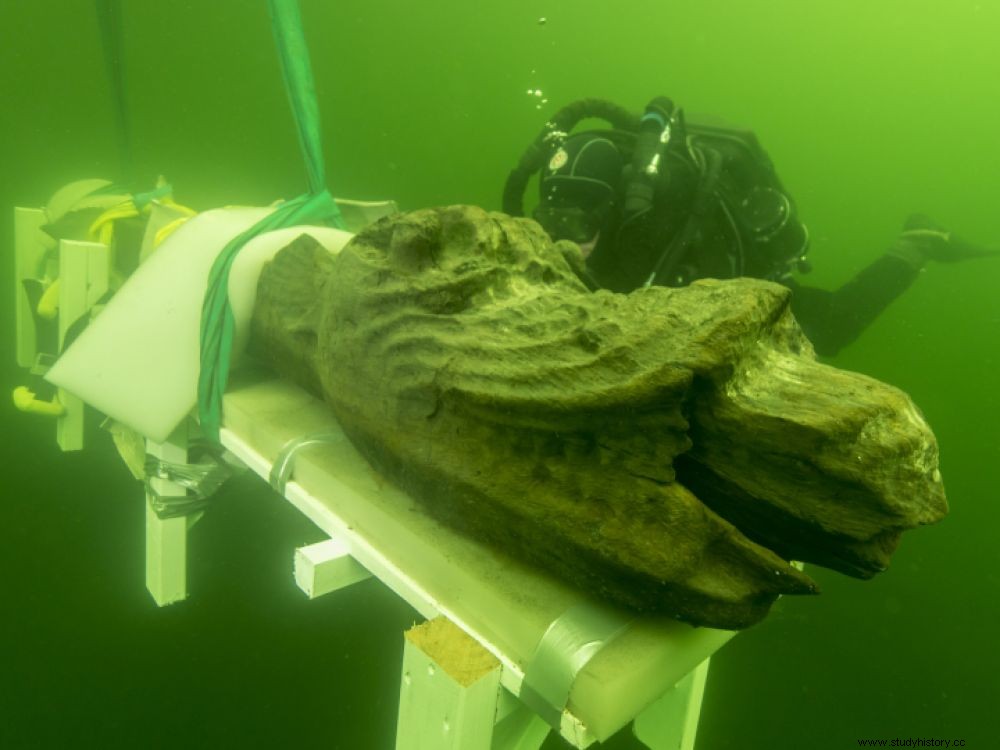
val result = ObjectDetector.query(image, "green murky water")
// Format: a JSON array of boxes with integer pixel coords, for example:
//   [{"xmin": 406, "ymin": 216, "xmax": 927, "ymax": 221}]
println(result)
[{"xmin": 2, "ymin": 1, "xmax": 997, "ymax": 747}]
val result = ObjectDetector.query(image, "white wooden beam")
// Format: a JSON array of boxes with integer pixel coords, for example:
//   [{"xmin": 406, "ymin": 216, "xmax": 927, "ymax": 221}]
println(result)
[
  {"xmin": 56, "ymin": 239, "xmax": 108, "ymax": 452},
  {"xmin": 492, "ymin": 693, "xmax": 551, "ymax": 750},
  {"xmin": 632, "ymin": 658, "xmax": 711, "ymax": 750},
  {"xmin": 396, "ymin": 617, "xmax": 502, "ymax": 750},
  {"xmin": 145, "ymin": 425, "xmax": 189, "ymax": 606},
  {"xmin": 294, "ymin": 538, "xmax": 371, "ymax": 599}
]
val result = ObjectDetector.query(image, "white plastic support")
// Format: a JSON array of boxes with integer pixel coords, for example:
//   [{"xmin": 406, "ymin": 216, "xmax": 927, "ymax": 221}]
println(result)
[
  {"xmin": 632, "ymin": 658, "xmax": 711, "ymax": 750},
  {"xmin": 396, "ymin": 617, "xmax": 502, "ymax": 750},
  {"xmin": 13, "ymin": 207, "xmax": 48, "ymax": 369},
  {"xmin": 55, "ymin": 239, "xmax": 109, "ymax": 452},
  {"xmin": 293, "ymin": 538, "xmax": 372, "ymax": 599},
  {"xmin": 145, "ymin": 423, "xmax": 190, "ymax": 607}
]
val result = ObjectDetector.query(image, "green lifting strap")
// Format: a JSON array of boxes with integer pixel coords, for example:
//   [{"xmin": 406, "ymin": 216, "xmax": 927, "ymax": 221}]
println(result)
[
  {"xmin": 197, "ymin": 0, "xmax": 345, "ymax": 442},
  {"xmin": 132, "ymin": 181, "xmax": 173, "ymax": 210},
  {"xmin": 267, "ymin": 0, "xmax": 331, "ymax": 197}
]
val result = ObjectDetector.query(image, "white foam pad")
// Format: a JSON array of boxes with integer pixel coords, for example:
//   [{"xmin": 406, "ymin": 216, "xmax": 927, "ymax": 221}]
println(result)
[{"xmin": 45, "ymin": 207, "xmax": 353, "ymax": 442}]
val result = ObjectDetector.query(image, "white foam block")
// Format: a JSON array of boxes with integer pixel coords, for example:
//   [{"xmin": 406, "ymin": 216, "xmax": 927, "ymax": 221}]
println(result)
[{"xmin": 45, "ymin": 207, "xmax": 353, "ymax": 442}]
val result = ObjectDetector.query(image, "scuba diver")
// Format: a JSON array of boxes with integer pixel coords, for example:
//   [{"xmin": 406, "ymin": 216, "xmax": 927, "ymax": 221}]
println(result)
[{"xmin": 503, "ymin": 97, "xmax": 998, "ymax": 356}]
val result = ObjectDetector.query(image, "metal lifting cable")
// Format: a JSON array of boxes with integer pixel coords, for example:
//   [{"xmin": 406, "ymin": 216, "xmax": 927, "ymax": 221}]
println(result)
[{"xmin": 198, "ymin": 0, "xmax": 345, "ymax": 442}]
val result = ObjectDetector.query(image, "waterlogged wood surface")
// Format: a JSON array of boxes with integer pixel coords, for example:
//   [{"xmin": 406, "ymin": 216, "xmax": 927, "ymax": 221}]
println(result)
[{"xmin": 250, "ymin": 205, "xmax": 947, "ymax": 629}]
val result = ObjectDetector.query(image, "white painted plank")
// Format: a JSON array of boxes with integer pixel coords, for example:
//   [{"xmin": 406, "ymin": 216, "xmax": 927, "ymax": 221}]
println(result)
[
  {"xmin": 632, "ymin": 658, "xmax": 711, "ymax": 750},
  {"xmin": 145, "ymin": 426, "xmax": 189, "ymax": 606},
  {"xmin": 294, "ymin": 538, "xmax": 372, "ymax": 599},
  {"xmin": 396, "ymin": 618, "xmax": 502, "ymax": 750},
  {"xmin": 493, "ymin": 699, "xmax": 551, "ymax": 750},
  {"xmin": 55, "ymin": 240, "xmax": 107, "ymax": 452},
  {"xmin": 145, "ymin": 501, "xmax": 188, "ymax": 607},
  {"xmin": 57, "ymin": 240, "xmax": 106, "ymax": 351}
]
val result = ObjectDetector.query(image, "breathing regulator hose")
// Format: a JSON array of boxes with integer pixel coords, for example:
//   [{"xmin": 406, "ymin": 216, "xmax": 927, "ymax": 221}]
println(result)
[{"xmin": 502, "ymin": 98, "xmax": 639, "ymax": 218}]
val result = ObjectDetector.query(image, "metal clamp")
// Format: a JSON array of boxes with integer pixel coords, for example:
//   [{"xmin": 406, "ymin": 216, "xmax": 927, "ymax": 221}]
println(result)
[
  {"xmin": 269, "ymin": 431, "xmax": 345, "ymax": 494},
  {"xmin": 144, "ymin": 440, "xmax": 237, "ymax": 519}
]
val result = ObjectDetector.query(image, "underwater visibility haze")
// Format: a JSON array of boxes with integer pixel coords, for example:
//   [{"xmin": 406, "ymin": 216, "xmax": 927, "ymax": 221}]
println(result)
[{"xmin": 1, "ymin": 1, "xmax": 998, "ymax": 748}]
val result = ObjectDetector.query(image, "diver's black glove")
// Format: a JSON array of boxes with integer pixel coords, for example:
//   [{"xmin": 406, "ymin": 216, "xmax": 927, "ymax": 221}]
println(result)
[{"xmin": 887, "ymin": 213, "xmax": 1000, "ymax": 269}]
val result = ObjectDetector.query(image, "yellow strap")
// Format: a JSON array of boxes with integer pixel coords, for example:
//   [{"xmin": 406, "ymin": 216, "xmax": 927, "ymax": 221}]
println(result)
[
  {"xmin": 89, "ymin": 199, "xmax": 139, "ymax": 246},
  {"xmin": 37, "ymin": 279, "xmax": 60, "ymax": 319},
  {"xmin": 89, "ymin": 185, "xmax": 196, "ymax": 254},
  {"xmin": 12, "ymin": 386, "xmax": 65, "ymax": 417},
  {"xmin": 160, "ymin": 197, "xmax": 197, "ymax": 217},
  {"xmin": 154, "ymin": 216, "xmax": 192, "ymax": 248}
]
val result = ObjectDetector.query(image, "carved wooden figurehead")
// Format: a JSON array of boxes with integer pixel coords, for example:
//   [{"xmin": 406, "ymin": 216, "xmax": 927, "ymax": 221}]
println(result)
[{"xmin": 250, "ymin": 205, "xmax": 947, "ymax": 629}]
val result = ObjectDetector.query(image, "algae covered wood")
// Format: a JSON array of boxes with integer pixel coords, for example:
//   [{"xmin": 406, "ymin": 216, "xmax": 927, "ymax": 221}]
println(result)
[{"xmin": 249, "ymin": 205, "xmax": 947, "ymax": 629}]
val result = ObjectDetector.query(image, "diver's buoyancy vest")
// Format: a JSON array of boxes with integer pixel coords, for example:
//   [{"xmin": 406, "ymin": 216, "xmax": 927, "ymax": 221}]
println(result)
[
  {"xmin": 592, "ymin": 115, "xmax": 809, "ymax": 291},
  {"xmin": 682, "ymin": 115, "xmax": 809, "ymax": 281}
]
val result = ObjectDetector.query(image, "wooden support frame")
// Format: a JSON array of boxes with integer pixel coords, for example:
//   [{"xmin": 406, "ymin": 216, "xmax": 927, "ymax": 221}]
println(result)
[
  {"xmin": 13, "ymin": 193, "xmax": 720, "ymax": 747},
  {"xmin": 145, "ymin": 422, "xmax": 191, "ymax": 607},
  {"xmin": 142, "ymin": 408, "xmax": 715, "ymax": 747},
  {"xmin": 393, "ymin": 618, "xmax": 708, "ymax": 750},
  {"xmin": 218, "ymin": 401, "xmax": 725, "ymax": 749}
]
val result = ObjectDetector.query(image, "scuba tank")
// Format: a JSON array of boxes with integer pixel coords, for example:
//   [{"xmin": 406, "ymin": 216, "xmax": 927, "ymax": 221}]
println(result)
[{"xmin": 621, "ymin": 96, "xmax": 675, "ymax": 223}]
